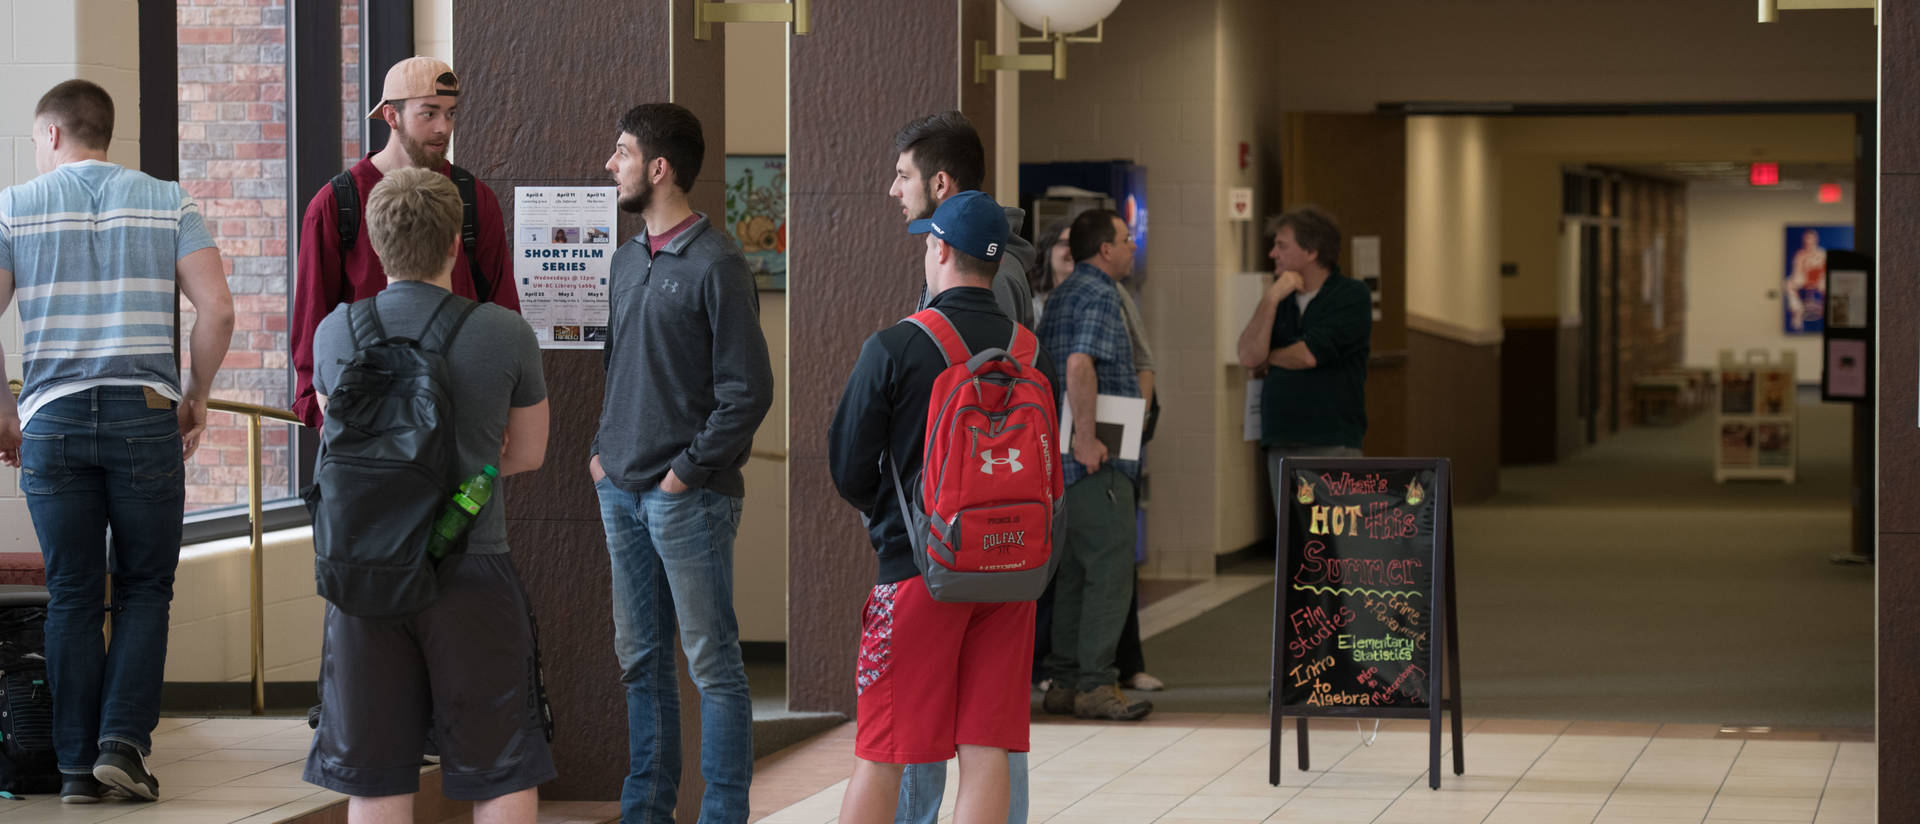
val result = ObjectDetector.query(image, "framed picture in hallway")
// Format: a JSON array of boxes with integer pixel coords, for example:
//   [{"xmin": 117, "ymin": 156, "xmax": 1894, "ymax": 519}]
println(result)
[
  {"xmin": 724, "ymin": 155, "xmax": 787, "ymax": 290},
  {"xmin": 1782, "ymin": 225, "xmax": 1853, "ymax": 335}
]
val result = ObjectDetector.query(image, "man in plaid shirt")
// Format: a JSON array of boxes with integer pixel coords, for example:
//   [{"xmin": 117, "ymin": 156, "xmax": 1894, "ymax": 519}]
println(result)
[{"xmin": 1033, "ymin": 208, "xmax": 1152, "ymax": 722}]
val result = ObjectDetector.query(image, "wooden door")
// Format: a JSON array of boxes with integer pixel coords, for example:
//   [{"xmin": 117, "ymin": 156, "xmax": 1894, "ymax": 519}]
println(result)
[{"xmin": 1281, "ymin": 113, "xmax": 1407, "ymax": 457}]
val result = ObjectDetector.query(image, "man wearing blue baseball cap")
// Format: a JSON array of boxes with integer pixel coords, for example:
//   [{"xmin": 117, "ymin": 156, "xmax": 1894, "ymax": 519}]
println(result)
[{"xmin": 829, "ymin": 190, "xmax": 1061, "ymax": 824}]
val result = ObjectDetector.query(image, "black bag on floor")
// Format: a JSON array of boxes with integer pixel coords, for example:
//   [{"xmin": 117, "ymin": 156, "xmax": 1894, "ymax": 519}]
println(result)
[{"xmin": 0, "ymin": 606, "xmax": 58, "ymax": 795}]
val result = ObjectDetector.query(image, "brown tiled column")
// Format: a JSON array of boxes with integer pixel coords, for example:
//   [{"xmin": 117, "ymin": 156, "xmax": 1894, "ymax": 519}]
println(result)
[
  {"xmin": 1884, "ymin": 1, "xmax": 1916, "ymax": 817},
  {"xmin": 456, "ymin": 2, "xmax": 724, "ymax": 813},
  {"xmin": 787, "ymin": 0, "xmax": 996, "ymax": 715}
]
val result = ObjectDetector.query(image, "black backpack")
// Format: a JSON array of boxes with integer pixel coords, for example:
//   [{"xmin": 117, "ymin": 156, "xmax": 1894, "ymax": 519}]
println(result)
[
  {"xmin": 0, "ymin": 604, "xmax": 56, "ymax": 796},
  {"xmin": 332, "ymin": 166, "xmax": 494, "ymax": 302},
  {"xmin": 303, "ymin": 292, "xmax": 479, "ymax": 619}
]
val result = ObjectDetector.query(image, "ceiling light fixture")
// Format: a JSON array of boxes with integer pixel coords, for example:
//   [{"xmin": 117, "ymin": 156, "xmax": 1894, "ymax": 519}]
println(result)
[{"xmin": 974, "ymin": 0, "xmax": 1124, "ymax": 83}]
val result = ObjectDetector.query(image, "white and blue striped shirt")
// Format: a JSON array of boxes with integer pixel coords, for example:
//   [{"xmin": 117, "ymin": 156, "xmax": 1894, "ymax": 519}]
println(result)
[{"xmin": 0, "ymin": 160, "xmax": 215, "ymax": 426}]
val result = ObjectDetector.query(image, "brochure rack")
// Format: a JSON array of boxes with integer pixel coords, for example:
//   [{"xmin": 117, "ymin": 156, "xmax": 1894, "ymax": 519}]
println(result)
[{"xmin": 1714, "ymin": 349, "xmax": 1797, "ymax": 483}]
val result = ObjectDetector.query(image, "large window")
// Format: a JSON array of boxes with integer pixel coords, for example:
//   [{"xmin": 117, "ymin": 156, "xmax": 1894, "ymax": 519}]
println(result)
[{"xmin": 175, "ymin": 0, "xmax": 361, "ymax": 520}]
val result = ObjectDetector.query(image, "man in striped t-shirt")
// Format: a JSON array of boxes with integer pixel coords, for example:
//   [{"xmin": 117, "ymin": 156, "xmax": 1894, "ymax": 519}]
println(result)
[{"xmin": 0, "ymin": 80, "xmax": 234, "ymax": 805}]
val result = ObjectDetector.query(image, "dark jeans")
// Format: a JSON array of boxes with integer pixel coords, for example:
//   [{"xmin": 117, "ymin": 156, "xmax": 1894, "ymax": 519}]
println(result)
[{"xmin": 20, "ymin": 387, "xmax": 184, "ymax": 774}]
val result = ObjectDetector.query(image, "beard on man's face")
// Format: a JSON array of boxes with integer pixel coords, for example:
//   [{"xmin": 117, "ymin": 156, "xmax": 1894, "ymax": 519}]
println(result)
[
  {"xmin": 396, "ymin": 126, "xmax": 444, "ymax": 169},
  {"xmin": 617, "ymin": 176, "xmax": 652, "ymax": 214},
  {"xmin": 910, "ymin": 181, "xmax": 937, "ymax": 221}
]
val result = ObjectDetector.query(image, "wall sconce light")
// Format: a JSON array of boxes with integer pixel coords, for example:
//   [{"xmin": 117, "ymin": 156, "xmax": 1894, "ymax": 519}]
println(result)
[
  {"xmin": 1758, "ymin": 0, "xmax": 1876, "ymax": 25},
  {"xmin": 694, "ymin": 0, "xmax": 811, "ymax": 41},
  {"xmin": 974, "ymin": 0, "xmax": 1123, "ymax": 84}
]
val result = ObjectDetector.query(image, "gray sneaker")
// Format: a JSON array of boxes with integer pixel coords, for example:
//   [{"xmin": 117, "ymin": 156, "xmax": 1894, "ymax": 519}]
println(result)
[
  {"xmin": 1073, "ymin": 684, "xmax": 1152, "ymax": 721},
  {"xmin": 93, "ymin": 741, "xmax": 159, "ymax": 801}
]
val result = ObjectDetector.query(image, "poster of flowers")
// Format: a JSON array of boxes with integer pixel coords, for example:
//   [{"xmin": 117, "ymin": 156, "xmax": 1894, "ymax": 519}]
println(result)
[{"xmin": 724, "ymin": 155, "xmax": 786, "ymax": 290}]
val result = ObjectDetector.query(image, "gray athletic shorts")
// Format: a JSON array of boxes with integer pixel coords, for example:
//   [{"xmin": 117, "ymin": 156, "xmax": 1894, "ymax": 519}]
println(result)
[{"xmin": 303, "ymin": 553, "xmax": 557, "ymax": 800}]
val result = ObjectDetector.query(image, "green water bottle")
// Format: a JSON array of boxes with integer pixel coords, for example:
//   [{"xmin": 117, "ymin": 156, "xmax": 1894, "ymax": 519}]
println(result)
[{"xmin": 427, "ymin": 465, "xmax": 498, "ymax": 560}]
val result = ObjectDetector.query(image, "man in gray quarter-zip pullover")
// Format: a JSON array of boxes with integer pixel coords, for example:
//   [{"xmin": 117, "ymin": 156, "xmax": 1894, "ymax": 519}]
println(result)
[{"xmin": 589, "ymin": 102, "xmax": 774, "ymax": 824}]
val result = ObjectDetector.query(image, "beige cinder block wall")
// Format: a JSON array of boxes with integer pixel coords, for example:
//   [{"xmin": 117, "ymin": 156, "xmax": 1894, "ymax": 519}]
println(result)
[
  {"xmin": 1022, "ymin": 0, "xmax": 1227, "ymax": 578},
  {"xmin": 0, "ymin": 1, "xmax": 143, "ymax": 553}
]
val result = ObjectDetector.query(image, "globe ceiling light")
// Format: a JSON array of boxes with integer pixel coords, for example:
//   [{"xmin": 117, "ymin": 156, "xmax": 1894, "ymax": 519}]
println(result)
[
  {"xmin": 1001, "ymin": 0, "xmax": 1123, "ymax": 36},
  {"xmin": 975, "ymin": 0, "xmax": 1124, "ymax": 83}
]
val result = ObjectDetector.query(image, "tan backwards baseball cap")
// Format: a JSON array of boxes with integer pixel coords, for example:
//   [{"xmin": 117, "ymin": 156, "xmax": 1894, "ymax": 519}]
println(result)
[{"xmin": 366, "ymin": 56, "xmax": 460, "ymax": 119}]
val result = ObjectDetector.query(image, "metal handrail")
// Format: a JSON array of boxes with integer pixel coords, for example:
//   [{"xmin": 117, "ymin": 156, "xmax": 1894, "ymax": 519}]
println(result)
[
  {"xmin": 10, "ymin": 378, "xmax": 297, "ymax": 715},
  {"xmin": 15, "ymin": 381, "xmax": 786, "ymax": 715},
  {"xmin": 207, "ymin": 398, "xmax": 304, "ymax": 716}
]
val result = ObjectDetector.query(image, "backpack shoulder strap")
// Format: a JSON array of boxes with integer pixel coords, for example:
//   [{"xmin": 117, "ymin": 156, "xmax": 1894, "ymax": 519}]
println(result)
[
  {"xmin": 449, "ymin": 164, "xmax": 491, "ymax": 303},
  {"xmin": 1007, "ymin": 323, "xmax": 1040, "ymax": 368},
  {"xmin": 904, "ymin": 309, "xmax": 972, "ymax": 368},
  {"xmin": 420, "ymin": 293, "xmax": 483, "ymax": 355},
  {"xmin": 346, "ymin": 299, "xmax": 388, "ymax": 348},
  {"xmin": 330, "ymin": 170, "xmax": 359, "ymax": 255}
]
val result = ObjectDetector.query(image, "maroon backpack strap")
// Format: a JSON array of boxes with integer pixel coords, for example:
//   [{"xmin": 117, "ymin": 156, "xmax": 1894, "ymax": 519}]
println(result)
[
  {"xmin": 1007, "ymin": 324, "xmax": 1040, "ymax": 369},
  {"xmin": 905, "ymin": 309, "xmax": 972, "ymax": 368}
]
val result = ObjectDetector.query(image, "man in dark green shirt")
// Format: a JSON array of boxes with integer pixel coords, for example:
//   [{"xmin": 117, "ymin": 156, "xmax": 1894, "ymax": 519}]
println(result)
[{"xmin": 1234, "ymin": 207, "xmax": 1371, "ymax": 511}]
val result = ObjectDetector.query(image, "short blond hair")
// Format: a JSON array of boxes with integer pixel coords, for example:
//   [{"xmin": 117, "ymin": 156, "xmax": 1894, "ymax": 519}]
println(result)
[{"xmin": 366, "ymin": 167, "xmax": 463, "ymax": 281}]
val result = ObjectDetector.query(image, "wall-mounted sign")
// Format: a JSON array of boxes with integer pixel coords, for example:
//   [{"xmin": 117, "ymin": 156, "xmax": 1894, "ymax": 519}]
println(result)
[
  {"xmin": 514, "ymin": 186, "xmax": 616, "ymax": 349},
  {"xmin": 1228, "ymin": 186, "xmax": 1253, "ymax": 222}
]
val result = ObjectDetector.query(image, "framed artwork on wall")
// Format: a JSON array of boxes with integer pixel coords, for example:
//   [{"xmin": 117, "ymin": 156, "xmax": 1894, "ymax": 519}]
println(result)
[
  {"xmin": 724, "ymin": 155, "xmax": 787, "ymax": 290},
  {"xmin": 1782, "ymin": 224, "xmax": 1853, "ymax": 335}
]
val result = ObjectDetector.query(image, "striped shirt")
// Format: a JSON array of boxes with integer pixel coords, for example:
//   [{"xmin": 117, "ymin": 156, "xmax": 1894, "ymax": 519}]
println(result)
[{"xmin": 0, "ymin": 160, "xmax": 214, "ymax": 426}]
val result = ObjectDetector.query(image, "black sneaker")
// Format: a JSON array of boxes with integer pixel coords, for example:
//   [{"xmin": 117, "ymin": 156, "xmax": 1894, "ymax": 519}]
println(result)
[
  {"xmin": 59, "ymin": 775, "xmax": 106, "ymax": 804},
  {"xmin": 92, "ymin": 741, "xmax": 159, "ymax": 801}
]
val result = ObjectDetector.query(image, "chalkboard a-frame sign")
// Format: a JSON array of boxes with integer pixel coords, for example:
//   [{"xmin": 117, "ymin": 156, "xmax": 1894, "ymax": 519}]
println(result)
[{"xmin": 1268, "ymin": 457, "xmax": 1465, "ymax": 790}]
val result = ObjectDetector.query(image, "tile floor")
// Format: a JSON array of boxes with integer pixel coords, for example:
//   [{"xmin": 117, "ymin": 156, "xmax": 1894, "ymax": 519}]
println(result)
[
  {"xmin": 0, "ymin": 717, "xmax": 341, "ymax": 823},
  {"xmin": 748, "ymin": 715, "xmax": 1874, "ymax": 824},
  {"xmin": 0, "ymin": 715, "xmax": 619, "ymax": 824},
  {"xmin": 5, "ymin": 713, "xmax": 1871, "ymax": 823}
]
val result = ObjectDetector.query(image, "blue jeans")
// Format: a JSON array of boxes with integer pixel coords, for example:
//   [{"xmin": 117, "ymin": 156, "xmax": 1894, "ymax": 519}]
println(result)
[
  {"xmin": 596, "ymin": 479, "xmax": 751, "ymax": 824},
  {"xmin": 19, "ymin": 387, "xmax": 184, "ymax": 774},
  {"xmin": 895, "ymin": 752, "xmax": 1029, "ymax": 824}
]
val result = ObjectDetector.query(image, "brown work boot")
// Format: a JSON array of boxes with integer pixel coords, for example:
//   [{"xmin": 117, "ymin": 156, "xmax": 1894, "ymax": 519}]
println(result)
[
  {"xmin": 1073, "ymin": 684, "xmax": 1153, "ymax": 721},
  {"xmin": 1043, "ymin": 683, "xmax": 1078, "ymax": 714}
]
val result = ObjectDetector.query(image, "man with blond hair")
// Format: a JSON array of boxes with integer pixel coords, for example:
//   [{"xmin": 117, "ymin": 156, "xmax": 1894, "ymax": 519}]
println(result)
[{"xmin": 302, "ymin": 167, "xmax": 553, "ymax": 824}]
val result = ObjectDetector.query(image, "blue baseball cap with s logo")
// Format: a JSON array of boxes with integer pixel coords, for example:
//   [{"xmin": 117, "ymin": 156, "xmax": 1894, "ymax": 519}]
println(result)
[{"xmin": 908, "ymin": 190, "xmax": 1007, "ymax": 263}]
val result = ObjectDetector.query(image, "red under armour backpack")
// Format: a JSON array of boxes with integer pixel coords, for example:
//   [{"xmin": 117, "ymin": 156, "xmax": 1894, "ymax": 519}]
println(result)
[{"xmin": 889, "ymin": 309, "xmax": 1064, "ymax": 602}]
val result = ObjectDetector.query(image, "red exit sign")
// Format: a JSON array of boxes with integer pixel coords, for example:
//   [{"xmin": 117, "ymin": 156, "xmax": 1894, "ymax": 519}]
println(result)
[{"xmin": 1750, "ymin": 163, "xmax": 1780, "ymax": 186}]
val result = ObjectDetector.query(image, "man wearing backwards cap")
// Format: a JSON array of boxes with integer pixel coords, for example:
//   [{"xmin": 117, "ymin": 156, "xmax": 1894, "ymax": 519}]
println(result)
[
  {"xmin": 289, "ymin": 56, "xmax": 520, "ymax": 429},
  {"xmin": 828, "ymin": 191, "xmax": 1061, "ymax": 824}
]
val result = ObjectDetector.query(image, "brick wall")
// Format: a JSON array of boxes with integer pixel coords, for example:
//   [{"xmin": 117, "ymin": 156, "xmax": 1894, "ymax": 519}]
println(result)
[
  {"xmin": 175, "ymin": 0, "xmax": 358, "ymax": 509},
  {"xmin": 1612, "ymin": 175, "xmax": 1689, "ymax": 425}
]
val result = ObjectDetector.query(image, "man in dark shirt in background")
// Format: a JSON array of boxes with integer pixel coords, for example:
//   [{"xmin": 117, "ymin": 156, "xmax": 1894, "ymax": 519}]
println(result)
[{"xmin": 1233, "ymin": 206, "xmax": 1371, "ymax": 513}]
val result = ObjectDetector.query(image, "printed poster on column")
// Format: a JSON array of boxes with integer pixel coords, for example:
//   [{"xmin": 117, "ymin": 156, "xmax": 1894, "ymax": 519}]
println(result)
[{"xmin": 515, "ymin": 186, "xmax": 616, "ymax": 349}]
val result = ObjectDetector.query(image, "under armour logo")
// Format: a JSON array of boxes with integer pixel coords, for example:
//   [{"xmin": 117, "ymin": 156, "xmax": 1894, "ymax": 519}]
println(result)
[{"xmin": 980, "ymin": 449, "xmax": 1024, "ymax": 474}]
